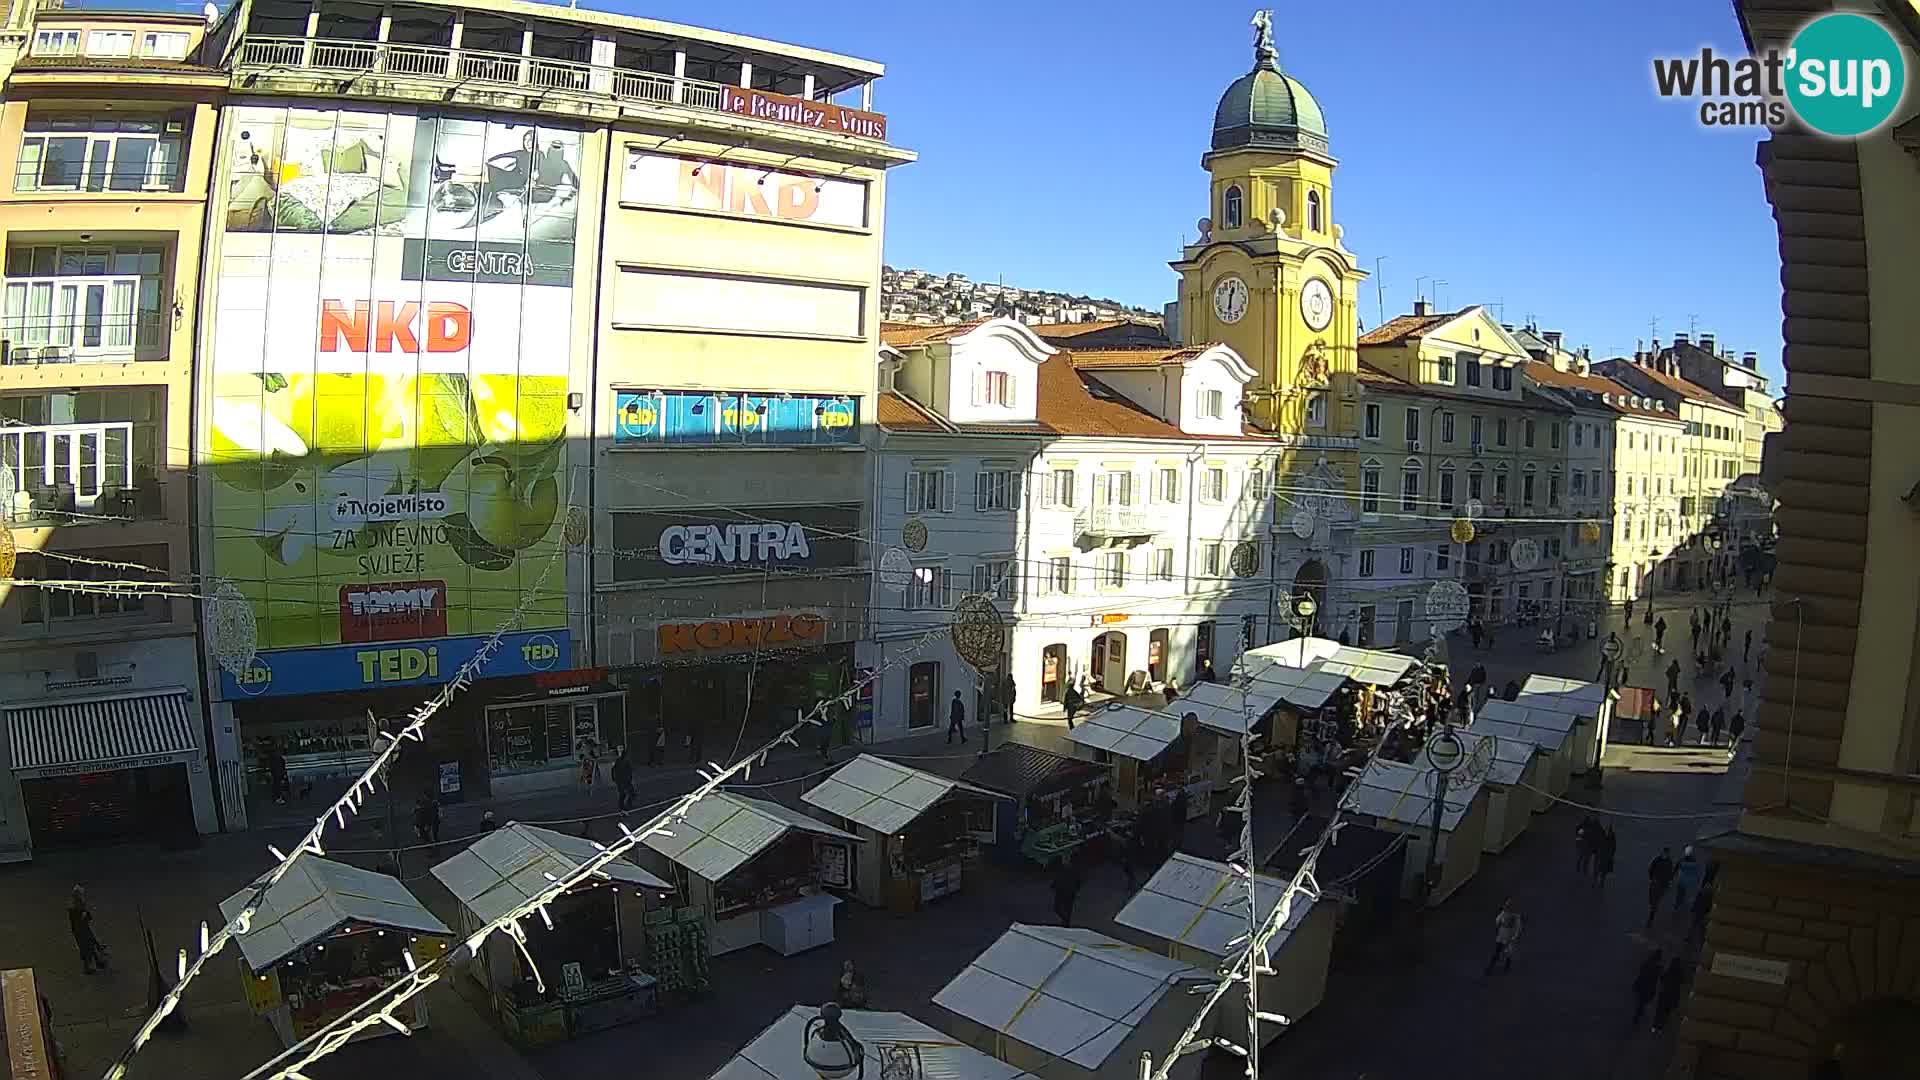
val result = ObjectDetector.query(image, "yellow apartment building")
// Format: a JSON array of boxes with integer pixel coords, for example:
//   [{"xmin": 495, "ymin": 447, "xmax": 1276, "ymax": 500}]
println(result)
[{"xmin": 0, "ymin": 1, "xmax": 226, "ymax": 859}]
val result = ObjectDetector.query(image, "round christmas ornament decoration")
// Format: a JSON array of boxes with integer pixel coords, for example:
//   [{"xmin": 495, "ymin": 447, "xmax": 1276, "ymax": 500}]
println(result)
[
  {"xmin": 901, "ymin": 518, "xmax": 929, "ymax": 553},
  {"xmin": 1464, "ymin": 498, "xmax": 1485, "ymax": 521},
  {"xmin": 1509, "ymin": 538, "xmax": 1540, "ymax": 571},
  {"xmin": 1580, "ymin": 520, "xmax": 1603, "ymax": 544},
  {"xmin": 1461, "ymin": 734, "xmax": 1496, "ymax": 784},
  {"xmin": 949, "ymin": 594, "xmax": 1005, "ymax": 671},
  {"xmin": 1230, "ymin": 540, "xmax": 1260, "ymax": 578},
  {"xmin": 564, "ymin": 506, "xmax": 589, "ymax": 546},
  {"xmin": 1449, "ymin": 518, "xmax": 1476, "ymax": 545},
  {"xmin": 877, "ymin": 548, "xmax": 914, "ymax": 593},
  {"xmin": 1425, "ymin": 580, "xmax": 1470, "ymax": 630},
  {"xmin": 208, "ymin": 579, "xmax": 259, "ymax": 676}
]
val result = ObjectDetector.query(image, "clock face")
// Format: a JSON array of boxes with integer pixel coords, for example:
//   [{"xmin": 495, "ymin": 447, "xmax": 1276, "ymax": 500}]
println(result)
[
  {"xmin": 1300, "ymin": 278, "xmax": 1334, "ymax": 331},
  {"xmin": 1212, "ymin": 275, "xmax": 1249, "ymax": 324}
]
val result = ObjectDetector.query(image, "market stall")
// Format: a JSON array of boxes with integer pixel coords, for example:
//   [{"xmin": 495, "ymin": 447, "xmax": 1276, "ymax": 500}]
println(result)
[
  {"xmin": 430, "ymin": 822, "xmax": 672, "ymax": 1047},
  {"xmin": 639, "ymin": 791, "xmax": 861, "ymax": 958},
  {"xmin": 1063, "ymin": 703, "xmax": 1200, "ymax": 812},
  {"xmin": 1176, "ymin": 681, "xmax": 1285, "ymax": 804},
  {"xmin": 221, "ymin": 858, "xmax": 451, "ymax": 1048},
  {"xmin": 1474, "ymin": 699, "xmax": 1577, "ymax": 797},
  {"xmin": 959, "ymin": 743, "xmax": 1110, "ymax": 867},
  {"xmin": 3, "ymin": 968, "xmax": 63, "ymax": 1080},
  {"xmin": 1112, "ymin": 852, "xmax": 1333, "ymax": 1053},
  {"xmin": 1520, "ymin": 675, "xmax": 1616, "ymax": 775},
  {"xmin": 1452, "ymin": 730, "xmax": 1544, "ymax": 854},
  {"xmin": 800, "ymin": 754, "xmax": 1001, "ymax": 911},
  {"xmin": 933, "ymin": 923, "xmax": 1209, "ymax": 1080},
  {"xmin": 1344, "ymin": 759, "xmax": 1488, "ymax": 906},
  {"xmin": 711, "ymin": 1006, "xmax": 1036, "ymax": 1080}
]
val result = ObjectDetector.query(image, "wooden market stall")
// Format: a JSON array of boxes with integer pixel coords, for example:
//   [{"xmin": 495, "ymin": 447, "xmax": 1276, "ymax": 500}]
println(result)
[
  {"xmin": 800, "ymin": 754, "xmax": 1002, "ymax": 911},
  {"xmin": 3, "ymin": 968, "xmax": 63, "ymax": 1080},
  {"xmin": 430, "ymin": 823, "xmax": 673, "ymax": 1047},
  {"xmin": 1176, "ymin": 680, "xmax": 1285, "ymax": 804},
  {"xmin": 932, "ymin": 923, "xmax": 1209, "ymax": 1080},
  {"xmin": 1452, "ymin": 730, "xmax": 1546, "ymax": 854},
  {"xmin": 1239, "ymin": 639, "xmax": 1416, "ymax": 751},
  {"xmin": 1063, "ymin": 702, "xmax": 1201, "ymax": 812},
  {"xmin": 711, "ymin": 1006, "xmax": 1037, "ymax": 1080},
  {"xmin": 958, "ymin": 743, "xmax": 1110, "ymax": 867},
  {"xmin": 639, "ymin": 791, "xmax": 861, "ymax": 958},
  {"xmin": 1112, "ymin": 852, "xmax": 1334, "ymax": 1053},
  {"xmin": 1520, "ymin": 675, "xmax": 1617, "ymax": 775},
  {"xmin": 220, "ymin": 858, "xmax": 451, "ymax": 1048},
  {"xmin": 1345, "ymin": 759, "xmax": 1489, "ymax": 906},
  {"xmin": 1475, "ymin": 699, "xmax": 1577, "ymax": 797}
]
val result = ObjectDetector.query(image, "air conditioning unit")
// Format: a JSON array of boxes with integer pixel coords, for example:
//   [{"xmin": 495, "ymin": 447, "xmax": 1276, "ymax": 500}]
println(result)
[{"xmin": 75, "ymin": 651, "xmax": 99, "ymax": 680}]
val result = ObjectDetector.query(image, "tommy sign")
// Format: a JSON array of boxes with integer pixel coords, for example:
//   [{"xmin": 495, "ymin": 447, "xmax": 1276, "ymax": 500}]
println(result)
[{"xmin": 612, "ymin": 503, "xmax": 861, "ymax": 580}]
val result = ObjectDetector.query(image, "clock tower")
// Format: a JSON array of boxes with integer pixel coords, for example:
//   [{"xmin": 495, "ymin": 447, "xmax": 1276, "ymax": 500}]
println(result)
[{"xmin": 1171, "ymin": 11, "xmax": 1367, "ymax": 441}]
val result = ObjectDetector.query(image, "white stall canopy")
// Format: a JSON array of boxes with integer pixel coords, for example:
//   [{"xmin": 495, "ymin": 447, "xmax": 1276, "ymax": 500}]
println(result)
[
  {"xmin": 1348, "ymin": 759, "xmax": 1483, "ymax": 832},
  {"xmin": 1452, "ymin": 730, "xmax": 1534, "ymax": 787},
  {"xmin": 934, "ymin": 924, "xmax": 1205, "ymax": 1070},
  {"xmin": 1241, "ymin": 639, "xmax": 1417, "ymax": 689},
  {"xmin": 712, "ymin": 1006, "xmax": 1037, "ymax": 1080},
  {"xmin": 430, "ymin": 822, "xmax": 672, "ymax": 924},
  {"xmin": 1520, "ymin": 675, "xmax": 1609, "ymax": 716},
  {"xmin": 1113, "ymin": 852, "xmax": 1309, "ymax": 958},
  {"xmin": 1475, "ymin": 700, "xmax": 1575, "ymax": 751},
  {"xmin": 643, "ymin": 791, "xmax": 861, "ymax": 882},
  {"xmin": 221, "ymin": 857, "xmax": 449, "ymax": 973},
  {"xmin": 1064, "ymin": 703, "xmax": 1181, "ymax": 762},
  {"xmin": 801, "ymin": 754, "xmax": 1001, "ymax": 836},
  {"xmin": 1176, "ymin": 682, "xmax": 1282, "ymax": 737}
]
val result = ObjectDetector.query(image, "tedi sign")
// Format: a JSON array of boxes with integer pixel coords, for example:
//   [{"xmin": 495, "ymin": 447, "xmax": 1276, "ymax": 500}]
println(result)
[{"xmin": 659, "ymin": 521, "xmax": 813, "ymax": 566}]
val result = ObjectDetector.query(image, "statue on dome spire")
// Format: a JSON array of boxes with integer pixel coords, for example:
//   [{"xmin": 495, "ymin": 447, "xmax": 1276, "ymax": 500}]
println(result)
[{"xmin": 1251, "ymin": 9, "xmax": 1278, "ymax": 66}]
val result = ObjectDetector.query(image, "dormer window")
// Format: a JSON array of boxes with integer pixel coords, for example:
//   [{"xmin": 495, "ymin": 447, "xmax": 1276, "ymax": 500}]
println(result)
[
  {"xmin": 1198, "ymin": 388, "xmax": 1225, "ymax": 419},
  {"xmin": 1223, "ymin": 185, "xmax": 1244, "ymax": 229},
  {"xmin": 975, "ymin": 369, "xmax": 1013, "ymax": 407},
  {"xmin": 1306, "ymin": 189, "xmax": 1323, "ymax": 232}
]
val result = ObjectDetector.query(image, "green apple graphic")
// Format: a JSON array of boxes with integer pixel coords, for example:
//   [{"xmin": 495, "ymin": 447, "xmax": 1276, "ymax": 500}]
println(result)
[{"xmin": 210, "ymin": 397, "xmax": 308, "ymax": 491}]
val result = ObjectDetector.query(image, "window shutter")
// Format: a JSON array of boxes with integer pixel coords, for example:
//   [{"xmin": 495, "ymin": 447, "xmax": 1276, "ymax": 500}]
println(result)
[
  {"xmin": 940, "ymin": 470, "xmax": 954, "ymax": 512},
  {"xmin": 974, "ymin": 472, "xmax": 987, "ymax": 511},
  {"xmin": 1041, "ymin": 469, "xmax": 1055, "ymax": 507},
  {"xmin": 972, "ymin": 564, "xmax": 987, "ymax": 594},
  {"xmin": 1093, "ymin": 473, "xmax": 1108, "ymax": 507},
  {"xmin": 905, "ymin": 473, "xmax": 920, "ymax": 514},
  {"xmin": 1009, "ymin": 470, "xmax": 1022, "ymax": 507},
  {"xmin": 942, "ymin": 569, "xmax": 953, "ymax": 606}
]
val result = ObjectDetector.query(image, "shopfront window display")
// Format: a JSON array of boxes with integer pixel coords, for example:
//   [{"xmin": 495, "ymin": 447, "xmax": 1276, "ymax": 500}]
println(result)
[
  {"xmin": 279, "ymin": 926, "xmax": 425, "ymax": 1038},
  {"xmin": 486, "ymin": 694, "xmax": 625, "ymax": 776},
  {"xmin": 640, "ymin": 647, "xmax": 853, "ymax": 764},
  {"xmin": 712, "ymin": 833, "xmax": 821, "ymax": 920}
]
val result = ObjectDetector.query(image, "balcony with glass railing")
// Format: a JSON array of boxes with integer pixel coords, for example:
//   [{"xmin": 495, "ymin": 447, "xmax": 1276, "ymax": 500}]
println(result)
[
  {"xmin": 0, "ymin": 420, "xmax": 166, "ymax": 525},
  {"xmin": 1, "ymin": 275, "xmax": 169, "ymax": 365}
]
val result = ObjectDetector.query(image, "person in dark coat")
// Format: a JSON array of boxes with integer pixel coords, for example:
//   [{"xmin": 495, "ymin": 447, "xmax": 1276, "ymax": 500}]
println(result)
[
  {"xmin": 1574, "ymin": 815, "xmax": 1601, "ymax": 875},
  {"xmin": 266, "ymin": 742, "xmax": 291, "ymax": 804},
  {"xmin": 1728, "ymin": 710, "xmax": 1747, "ymax": 748},
  {"xmin": 611, "ymin": 748, "xmax": 636, "ymax": 811},
  {"xmin": 1063, "ymin": 680, "xmax": 1085, "ymax": 730},
  {"xmin": 1469, "ymin": 620, "xmax": 1484, "ymax": 650},
  {"xmin": 68, "ymin": 885, "xmax": 108, "ymax": 974},
  {"xmin": 1646, "ymin": 847, "xmax": 1676, "ymax": 928},
  {"xmin": 1654, "ymin": 615, "xmax": 1668, "ymax": 652},
  {"xmin": 1743, "ymin": 628, "xmax": 1753, "ymax": 664},
  {"xmin": 413, "ymin": 794, "xmax": 440, "ymax": 843},
  {"xmin": 1051, "ymin": 858, "xmax": 1082, "ymax": 927},
  {"xmin": 1630, "ymin": 949, "xmax": 1664, "ymax": 1027},
  {"xmin": 1694, "ymin": 708, "xmax": 1710, "ymax": 746},
  {"xmin": 1502, "ymin": 679, "xmax": 1521, "ymax": 702},
  {"xmin": 946, "ymin": 691, "xmax": 968, "ymax": 745},
  {"xmin": 1651, "ymin": 955, "xmax": 1689, "ymax": 1033},
  {"xmin": 1665, "ymin": 659, "xmax": 1682, "ymax": 700},
  {"xmin": 1709, "ymin": 709, "xmax": 1725, "ymax": 748},
  {"xmin": 1199, "ymin": 659, "xmax": 1217, "ymax": 683},
  {"xmin": 1595, "ymin": 826, "xmax": 1618, "ymax": 887},
  {"xmin": 478, "ymin": 810, "xmax": 499, "ymax": 832}
]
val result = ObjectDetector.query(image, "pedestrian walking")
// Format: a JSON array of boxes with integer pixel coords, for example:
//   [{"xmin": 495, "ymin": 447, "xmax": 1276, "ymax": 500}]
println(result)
[
  {"xmin": 1651, "ymin": 955, "xmax": 1689, "ymax": 1033},
  {"xmin": 478, "ymin": 810, "xmax": 499, "ymax": 832},
  {"xmin": 1709, "ymin": 708, "xmax": 1725, "ymax": 748},
  {"xmin": 1574, "ymin": 814, "xmax": 1601, "ymax": 875},
  {"xmin": 1063, "ymin": 680, "xmax": 1085, "ymax": 730},
  {"xmin": 1694, "ymin": 708, "xmax": 1710, "ymax": 746},
  {"xmin": 1645, "ymin": 695, "xmax": 1662, "ymax": 745},
  {"xmin": 1720, "ymin": 666, "xmax": 1736, "ymax": 704},
  {"xmin": 1469, "ymin": 620, "xmax": 1484, "ymax": 651},
  {"xmin": 1671, "ymin": 845, "xmax": 1704, "ymax": 914},
  {"xmin": 1484, "ymin": 900, "xmax": 1522, "ymax": 975},
  {"xmin": 1595, "ymin": 826, "xmax": 1618, "ymax": 887},
  {"xmin": 1630, "ymin": 949, "xmax": 1664, "ymax": 1027},
  {"xmin": 1654, "ymin": 616, "xmax": 1668, "ymax": 652},
  {"xmin": 413, "ymin": 793, "xmax": 441, "ymax": 844},
  {"xmin": 578, "ymin": 737, "xmax": 599, "ymax": 789},
  {"xmin": 1624, "ymin": 597, "xmax": 1635, "ymax": 625},
  {"xmin": 1743, "ymin": 629, "xmax": 1753, "ymax": 664},
  {"xmin": 1051, "ymin": 858, "xmax": 1082, "ymax": 927},
  {"xmin": 1665, "ymin": 659, "xmax": 1681, "ymax": 700},
  {"xmin": 1688, "ymin": 612, "xmax": 1700, "ymax": 650},
  {"xmin": 836, "ymin": 959, "xmax": 870, "ymax": 1008},
  {"xmin": 67, "ymin": 885, "xmax": 109, "ymax": 974},
  {"xmin": 946, "ymin": 690, "xmax": 968, "ymax": 744},
  {"xmin": 612, "ymin": 748, "xmax": 636, "ymax": 811},
  {"xmin": 1741, "ymin": 678, "xmax": 1756, "ymax": 717},
  {"xmin": 1728, "ymin": 710, "xmax": 1746, "ymax": 748},
  {"xmin": 1646, "ymin": 847, "xmax": 1676, "ymax": 927}
]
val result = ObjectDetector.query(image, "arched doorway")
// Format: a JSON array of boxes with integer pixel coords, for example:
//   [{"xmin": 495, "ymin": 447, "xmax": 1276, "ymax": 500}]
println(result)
[
  {"xmin": 1089, "ymin": 632, "xmax": 1127, "ymax": 693},
  {"xmin": 1040, "ymin": 643, "xmax": 1068, "ymax": 703},
  {"xmin": 1292, "ymin": 559, "xmax": 1329, "ymax": 637}
]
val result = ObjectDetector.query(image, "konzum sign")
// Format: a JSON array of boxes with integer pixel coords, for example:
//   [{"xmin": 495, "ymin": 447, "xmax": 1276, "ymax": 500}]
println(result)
[{"xmin": 657, "ymin": 612, "xmax": 827, "ymax": 655}]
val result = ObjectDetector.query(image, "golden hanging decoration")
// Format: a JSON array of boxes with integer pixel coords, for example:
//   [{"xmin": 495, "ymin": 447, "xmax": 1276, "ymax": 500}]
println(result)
[
  {"xmin": 0, "ymin": 526, "xmax": 14, "ymax": 580},
  {"xmin": 1449, "ymin": 519, "xmax": 1476, "ymax": 545},
  {"xmin": 1580, "ymin": 520, "xmax": 1603, "ymax": 544}
]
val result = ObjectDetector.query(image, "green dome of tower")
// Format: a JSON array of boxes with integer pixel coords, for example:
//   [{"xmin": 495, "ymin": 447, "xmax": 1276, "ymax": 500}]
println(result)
[{"xmin": 1211, "ymin": 15, "xmax": 1329, "ymax": 157}]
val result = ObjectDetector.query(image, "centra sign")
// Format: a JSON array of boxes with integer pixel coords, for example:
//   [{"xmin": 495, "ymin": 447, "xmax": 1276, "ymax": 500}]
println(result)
[{"xmin": 659, "ymin": 521, "xmax": 813, "ymax": 566}]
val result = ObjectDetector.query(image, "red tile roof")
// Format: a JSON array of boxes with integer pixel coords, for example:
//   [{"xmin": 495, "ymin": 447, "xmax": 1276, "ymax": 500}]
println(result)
[
  {"xmin": 879, "ymin": 321, "xmax": 984, "ymax": 347},
  {"xmin": 1026, "ymin": 319, "xmax": 1133, "ymax": 339},
  {"xmin": 1069, "ymin": 346, "xmax": 1207, "ymax": 370},
  {"xmin": 1357, "ymin": 310, "xmax": 1465, "ymax": 346},
  {"xmin": 1522, "ymin": 361, "xmax": 1679, "ymax": 421},
  {"xmin": 1614, "ymin": 361, "xmax": 1742, "ymax": 411},
  {"xmin": 1356, "ymin": 361, "xmax": 1416, "ymax": 389},
  {"xmin": 876, "ymin": 391, "xmax": 951, "ymax": 433}
]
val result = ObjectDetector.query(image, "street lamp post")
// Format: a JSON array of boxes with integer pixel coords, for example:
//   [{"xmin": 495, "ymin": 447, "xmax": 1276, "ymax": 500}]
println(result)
[
  {"xmin": 803, "ymin": 1003, "xmax": 864, "ymax": 1079},
  {"xmin": 1422, "ymin": 726, "xmax": 1464, "ymax": 903}
]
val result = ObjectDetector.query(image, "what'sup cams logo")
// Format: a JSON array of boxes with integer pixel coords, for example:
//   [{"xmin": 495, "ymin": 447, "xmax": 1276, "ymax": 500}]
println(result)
[{"xmin": 1654, "ymin": 12, "xmax": 1907, "ymax": 136}]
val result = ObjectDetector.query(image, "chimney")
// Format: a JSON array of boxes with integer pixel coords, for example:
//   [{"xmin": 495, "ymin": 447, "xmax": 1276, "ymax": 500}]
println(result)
[
  {"xmin": 1675, "ymin": 332, "xmax": 1690, "ymax": 346},
  {"xmin": 1544, "ymin": 330, "xmax": 1563, "ymax": 352},
  {"xmin": 1742, "ymin": 350, "xmax": 1758, "ymax": 365},
  {"xmin": 1699, "ymin": 333, "xmax": 1715, "ymax": 354},
  {"xmin": 1413, "ymin": 300, "xmax": 1430, "ymax": 317}
]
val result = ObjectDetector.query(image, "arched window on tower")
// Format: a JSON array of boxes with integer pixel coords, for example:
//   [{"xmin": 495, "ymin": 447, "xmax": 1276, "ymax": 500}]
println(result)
[
  {"xmin": 1306, "ymin": 189, "xmax": 1323, "ymax": 232},
  {"xmin": 1223, "ymin": 185, "xmax": 1244, "ymax": 229}
]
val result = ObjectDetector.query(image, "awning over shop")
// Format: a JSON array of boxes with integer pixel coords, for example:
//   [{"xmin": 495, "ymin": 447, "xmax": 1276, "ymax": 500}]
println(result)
[
  {"xmin": 801, "ymin": 754, "xmax": 1000, "ymax": 836},
  {"xmin": 6, "ymin": 689, "xmax": 199, "ymax": 779},
  {"xmin": 1348, "ymin": 759, "xmax": 1482, "ymax": 832},
  {"xmin": 1241, "ymin": 639, "xmax": 1418, "ymax": 688},
  {"xmin": 431, "ymin": 822, "xmax": 672, "ymax": 925},
  {"xmin": 933, "ymin": 923, "xmax": 1205, "ymax": 1070},
  {"xmin": 1176, "ymin": 681, "xmax": 1283, "ymax": 737},
  {"xmin": 1475, "ymin": 699, "xmax": 1576, "ymax": 750},
  {"xmin": 642, "ymin": 791, "xmax": 860, "ymax": 883},
  {"xmin": 1063, "ymin": 702, "xmax": 1181, "ymax": 762},
  {"xmin": 1113, "ymin": 852, "xmax": 1310, "ymax": 959},
  {"xmin": 712, "ymin": 1006, "xmax": 1037, "ymax": 1080},
  {"xmin": 1317, "ymin": 645, "xmax": 1419, "ymax": 687},
  {"xmin": 959, "ymin": 744, "xmax": 1103, "ymax": 802},
  {"xmin": 1519, "ymin": 675, "xmax": 1610, "ymax": 719},
  {"xmin": 1245, "ymin": 662, "xmax": 1346, "ymax": 710},
  {"xmin": 221, "ymin": 857, "xmax": 449, "ymax": 973}
]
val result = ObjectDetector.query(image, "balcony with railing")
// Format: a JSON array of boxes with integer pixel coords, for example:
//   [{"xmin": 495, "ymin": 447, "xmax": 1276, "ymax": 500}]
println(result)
[
  {"xmin": 1, "ymin": 275, "xmax": 169, "ymax": 365},
  {"xmin": 231, "ymin": 36, "xmax": 886, "ymax": 143},
  {"xmin": 1075, "ymin": 505, "xmax": 1156, "ymax": 541},
  {"xmin": 0, "ymin": 421, "xmax": 166, "ymax": 526}
]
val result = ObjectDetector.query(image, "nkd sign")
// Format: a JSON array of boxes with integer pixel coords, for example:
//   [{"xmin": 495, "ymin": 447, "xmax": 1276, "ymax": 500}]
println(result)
[{"xmin": 612, "ymin": 503, "xmax": 861, "ymax": 580}]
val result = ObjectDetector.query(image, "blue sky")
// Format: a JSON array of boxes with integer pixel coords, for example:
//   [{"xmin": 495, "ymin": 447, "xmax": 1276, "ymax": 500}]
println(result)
[{"xmin": 621, "ymin": 1, "xmax": 1785, "ymax": 384}]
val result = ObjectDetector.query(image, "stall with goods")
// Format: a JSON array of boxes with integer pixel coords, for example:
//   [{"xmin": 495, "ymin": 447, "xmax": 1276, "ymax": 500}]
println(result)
[
  {"xmin": 800, "ymin": 754, "xmax": 1002, "ymax": 911},
  {"xmin": 1454, "ymin": 730, "xmax": 1547, "ymax": 853},
  {"xmin": 430, "ymin": 822, "xmax": 672, "ymax": 1047},
  {"xmin": 1164, "ymin": 682, "xmax": 1284, "ymax": 814},
  {"xmin": 1112, "ymin": 852, "xmax": 1333, "ymax": 1053},
  {"xmin": 958, "ymin": 743, "xmax": 1110, "ymax": 867},
  {"xmin": 639, "ymin": 791, "xmax": 860, "ymax": 957},
  {"xmin": 1063, "ymin": 702, "xmax": 1198, "ymax": 811},
  {"xmin": 1519, "ymin": 675, "xmax": 1616, "ymax": 775},
  {"xmin": 1475, "ymin": 699, "xmax": 1577, "ymax": 797},
  {"xmin": 221, "ymin": 858, "xmax": 450, "ymax": 1048},
  {"xmin": 1344, "ymin": 758, "xmax": 1489, "ymax": 905},
  {"xmin": 932, "ymin": 923, "xmax": 1209, "ymax": 1080}
]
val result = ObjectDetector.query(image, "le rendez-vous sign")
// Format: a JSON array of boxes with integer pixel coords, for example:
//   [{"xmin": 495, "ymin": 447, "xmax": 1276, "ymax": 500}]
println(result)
[{"xmin": 718, "ymin": 85, "xmax": 888, "ymax": 142}]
